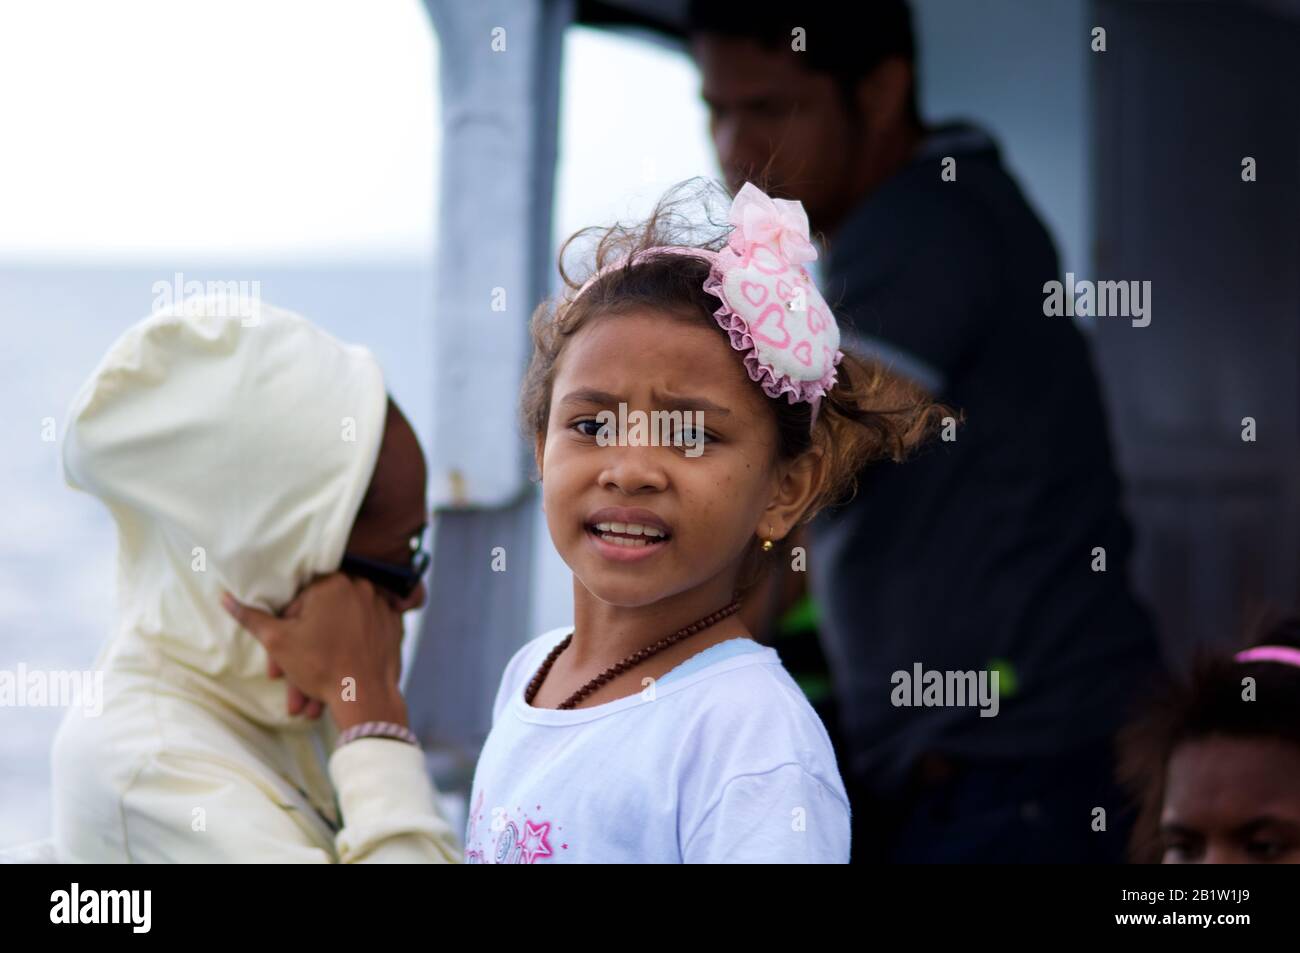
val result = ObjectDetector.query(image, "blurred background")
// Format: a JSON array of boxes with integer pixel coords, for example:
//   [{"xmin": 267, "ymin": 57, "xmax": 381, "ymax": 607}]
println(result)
[{"xmin": 2, "ymin": 0, "xmax": 1297, "ymax": 847}]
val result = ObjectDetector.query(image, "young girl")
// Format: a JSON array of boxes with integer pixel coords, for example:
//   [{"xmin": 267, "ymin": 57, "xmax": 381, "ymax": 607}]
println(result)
[
  {"xmin": 462, "ymin": 180, "xmax": 941, "ymax": 863},
  {"xmin": 1118, "ymin": 613, "xmax": 1300, "ymax": 864}
]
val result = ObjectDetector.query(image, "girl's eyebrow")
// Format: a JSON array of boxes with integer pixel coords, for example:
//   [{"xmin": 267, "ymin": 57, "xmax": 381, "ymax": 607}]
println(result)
[{"xmin": 559, "ymin": 387, "xmax": 731, "ymax": 416}]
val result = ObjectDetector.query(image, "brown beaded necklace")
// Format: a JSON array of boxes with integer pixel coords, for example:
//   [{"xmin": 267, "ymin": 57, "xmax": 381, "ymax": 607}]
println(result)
[{"xmin": 524, "ymin": 595, "xmax": 743, "ymax": 710}]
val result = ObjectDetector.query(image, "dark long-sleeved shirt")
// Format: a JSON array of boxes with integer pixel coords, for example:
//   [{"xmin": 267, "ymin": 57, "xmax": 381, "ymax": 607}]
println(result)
[{"xmin": 810, "ymin": 121, "xmax": 1162, "ymax": 798}]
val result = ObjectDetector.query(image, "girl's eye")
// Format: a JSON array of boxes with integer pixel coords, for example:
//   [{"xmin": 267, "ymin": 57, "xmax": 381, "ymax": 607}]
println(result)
[
  {"xmin": 568, "ymin": 419, "xmax": 716, "ymax": 447},
  {"xmin": 1160, "ymin": 838, "xmax": 1199, "ymax": 863},
  {"xmin": 1246, "ymin": 839, "xmax": 1290, "ymax": 861}
]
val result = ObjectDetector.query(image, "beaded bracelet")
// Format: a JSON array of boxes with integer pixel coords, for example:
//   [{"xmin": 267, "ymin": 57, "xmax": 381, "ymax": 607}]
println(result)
[{"xmin": 334, "ymin": 720, "xmax": 420, "ymax": 750}]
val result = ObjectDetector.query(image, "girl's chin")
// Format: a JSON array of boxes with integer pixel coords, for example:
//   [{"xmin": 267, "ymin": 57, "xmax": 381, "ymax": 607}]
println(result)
[
  {"xmin": 572, "ymin": 574, "xmax": 676, "ymax": 608},
  {"xmin": 568, "ymin": 550, "xmax": 680, "ymax": 606}
]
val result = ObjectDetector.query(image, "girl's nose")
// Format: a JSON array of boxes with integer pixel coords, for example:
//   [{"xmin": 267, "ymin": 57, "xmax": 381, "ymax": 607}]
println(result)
[{"xmin": 599, "ymin": 448, "xmax": 669, "ymax": 494}]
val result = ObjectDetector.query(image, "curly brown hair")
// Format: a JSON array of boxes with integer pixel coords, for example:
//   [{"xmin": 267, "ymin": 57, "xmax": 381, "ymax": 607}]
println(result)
[{"xmin": 519, "ymin": 179, "xmax": 950, "ymax": 592}]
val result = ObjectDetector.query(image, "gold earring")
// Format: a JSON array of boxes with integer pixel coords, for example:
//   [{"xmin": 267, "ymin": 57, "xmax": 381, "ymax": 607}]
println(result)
[{"xmin": 761, "ymin": 524, "xmax": 775, "ymax": 552}]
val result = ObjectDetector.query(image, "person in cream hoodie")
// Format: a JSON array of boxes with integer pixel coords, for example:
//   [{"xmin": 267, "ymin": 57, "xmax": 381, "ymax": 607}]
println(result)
[{"xmin": 51, "ymin": 295, "xmax": 460, "ymax": 863}]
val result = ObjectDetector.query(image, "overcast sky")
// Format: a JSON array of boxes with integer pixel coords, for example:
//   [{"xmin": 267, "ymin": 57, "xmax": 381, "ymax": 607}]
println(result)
[{"xmin": 0, "ymin": 0, "xmax": 719, "ymax": 264}]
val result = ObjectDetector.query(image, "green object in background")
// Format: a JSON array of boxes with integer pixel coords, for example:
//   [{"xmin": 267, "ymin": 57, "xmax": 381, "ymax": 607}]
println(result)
[
  {"xmin": 775, "ymin": 591, "xmax": 819, "ymax": 637},
  {"xmin": 793, "ymin": 673, "xmax": 833, "ymax": 701},
  {"xmin": 987, "ymin": 658, "xmax": 1019, "ymax": 698},
  {"xmin": 770, "ymin": 593, "xmax": 832, "ymax": 704}
]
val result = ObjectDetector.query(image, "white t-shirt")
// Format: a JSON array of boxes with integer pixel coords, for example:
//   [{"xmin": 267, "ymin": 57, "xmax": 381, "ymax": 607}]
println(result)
[{"xmin": 464, "ymin": 627, "xmax": 852, "ymax": 863}]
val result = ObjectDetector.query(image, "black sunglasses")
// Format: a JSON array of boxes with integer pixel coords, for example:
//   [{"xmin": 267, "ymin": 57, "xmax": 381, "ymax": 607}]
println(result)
[{"xmin": 339, "ymin": 525, "xmax": 430, "ymax": 599}]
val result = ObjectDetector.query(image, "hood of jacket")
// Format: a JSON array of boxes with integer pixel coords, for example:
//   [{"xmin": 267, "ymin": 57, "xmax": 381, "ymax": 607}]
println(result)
[{"xmin": 62, "ymin": 296, "xmax": 387, "ymax": 728}]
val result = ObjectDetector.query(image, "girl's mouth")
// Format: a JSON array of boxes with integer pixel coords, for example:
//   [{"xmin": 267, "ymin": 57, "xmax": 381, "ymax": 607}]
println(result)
[{"xmin": 584, "ymin": 521, "xmax": 671, "ymax": 561}]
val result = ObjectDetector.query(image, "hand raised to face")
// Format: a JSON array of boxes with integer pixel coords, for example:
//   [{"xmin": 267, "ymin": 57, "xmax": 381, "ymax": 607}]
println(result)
[{"xmin": 222, "ymin": 573, "xmax": 410, "ymax": 732}]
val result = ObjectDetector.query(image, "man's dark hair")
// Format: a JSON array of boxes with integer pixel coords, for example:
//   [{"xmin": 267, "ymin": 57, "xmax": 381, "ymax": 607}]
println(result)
[{"xmin": 685, "ymin": 0, "xmax": 920, "ymax": 122}]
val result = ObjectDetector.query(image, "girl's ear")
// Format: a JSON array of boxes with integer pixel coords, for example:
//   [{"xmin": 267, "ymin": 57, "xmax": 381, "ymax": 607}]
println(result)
[{"xmin": 761, "ymin": 447, "xmax": 825, "ymax": 541}]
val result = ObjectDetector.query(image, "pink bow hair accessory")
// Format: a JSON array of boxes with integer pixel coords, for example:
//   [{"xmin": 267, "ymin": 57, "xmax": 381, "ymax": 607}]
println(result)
[{"xmin": 571, "ymin": 182, "xmax": 843, "ymax": 428}]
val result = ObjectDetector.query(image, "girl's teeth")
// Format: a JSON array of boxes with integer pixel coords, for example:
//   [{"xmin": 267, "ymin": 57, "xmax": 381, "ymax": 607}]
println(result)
[
  {"xmin": 593, "ymin": 521, "xmax": 665, "ymax": 538},
  {"xmin": 599, "ymin": 534, "xmax": 648, "ymax": 548}
]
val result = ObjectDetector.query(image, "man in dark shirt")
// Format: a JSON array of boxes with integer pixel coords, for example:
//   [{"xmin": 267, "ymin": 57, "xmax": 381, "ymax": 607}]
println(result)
[{"xmin": 688, "ymin": 1, "xmax": 1163, "ymax": 861}]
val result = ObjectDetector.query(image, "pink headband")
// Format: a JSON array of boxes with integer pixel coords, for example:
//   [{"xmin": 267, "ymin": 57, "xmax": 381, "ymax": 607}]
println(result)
[
  {"xmin": 1234, "ymin": 645, "xmax": 1300, "ymax": 668},
  {"xmin": 572, "ymin": 182, "xmax": 844, "ymax": 428}
]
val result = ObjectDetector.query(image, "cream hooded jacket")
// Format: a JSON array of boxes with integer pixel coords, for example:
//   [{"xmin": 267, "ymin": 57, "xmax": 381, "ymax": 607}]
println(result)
[{"xmin": 51, "ymin": 298, "xmax": 460, "ymax": 863}]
